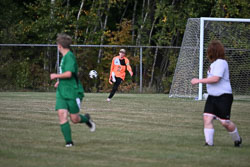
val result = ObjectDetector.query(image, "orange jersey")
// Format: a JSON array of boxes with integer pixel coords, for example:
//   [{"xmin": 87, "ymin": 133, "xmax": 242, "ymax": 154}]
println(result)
[{"xmin": 109, "ymin": 56, "xmax": 132, "ymax": 80}]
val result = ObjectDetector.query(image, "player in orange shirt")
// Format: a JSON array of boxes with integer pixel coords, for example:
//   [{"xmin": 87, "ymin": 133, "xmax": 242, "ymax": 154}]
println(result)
[{"xmin": 107, "ymin": 49, "xmax": 133, "ymax": 101}]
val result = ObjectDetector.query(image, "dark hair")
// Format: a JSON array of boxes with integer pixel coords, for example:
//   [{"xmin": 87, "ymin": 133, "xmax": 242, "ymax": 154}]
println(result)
[
  {"xmin": 206, "ymin": 40, "xmax": 225, "ymax": 62},
  {"xmin": 56, "ymin": 33, "xmax": 72, "ymax": 49}
]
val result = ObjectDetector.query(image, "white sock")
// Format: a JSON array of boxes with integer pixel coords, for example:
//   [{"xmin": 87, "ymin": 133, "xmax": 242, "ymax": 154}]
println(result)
[
  {"xmin": 204, "ymin": 128, "xmax": 214, "ymax": 145},
  {"xmin": 229, "ymin": 127, "xmax": 240, "ymax": 141}
]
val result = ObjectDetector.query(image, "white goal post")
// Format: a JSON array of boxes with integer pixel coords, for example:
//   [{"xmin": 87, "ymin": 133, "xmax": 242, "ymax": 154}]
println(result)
[{"xmin": 170, "ymin": 17, "xmax": 250, "ymax": 100}]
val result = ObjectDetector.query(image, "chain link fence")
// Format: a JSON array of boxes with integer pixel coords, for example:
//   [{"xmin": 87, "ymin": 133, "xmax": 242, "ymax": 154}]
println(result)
[{"xmin": 0, "ymin": 44, "xmax": 180, "ymax": 93}]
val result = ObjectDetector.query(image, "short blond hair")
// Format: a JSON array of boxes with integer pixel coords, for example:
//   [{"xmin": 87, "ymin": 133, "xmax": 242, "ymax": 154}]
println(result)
[
  {"xmin": 119, "ymin": 49, "xmax": 126, "ymax": 54},
  {"xmin": 56, "ymin": 33, "xmax": 72, "ymax": 49}
]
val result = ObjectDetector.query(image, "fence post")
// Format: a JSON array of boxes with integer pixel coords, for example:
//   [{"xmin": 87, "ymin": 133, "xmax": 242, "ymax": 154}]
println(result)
[
  {"xmin": 57, "ymin": 46, "xmax": 60, "ymax": 79},
  {"xmin": 140, "ymin": 47, "xmax": 143, "ymax": 93}
]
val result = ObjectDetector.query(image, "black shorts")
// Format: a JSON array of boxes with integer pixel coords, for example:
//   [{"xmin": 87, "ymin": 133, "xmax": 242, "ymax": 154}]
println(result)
[{"xmin": 204, "ymin": 94, "xmax": 233, "ymax": 120}]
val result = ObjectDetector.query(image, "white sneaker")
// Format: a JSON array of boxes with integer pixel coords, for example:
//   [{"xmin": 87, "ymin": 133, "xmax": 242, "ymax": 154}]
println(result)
[
  {"xmin": 85, "ymin": 113, "xmax": 96, "ymax": 132},
  {"xmin": 107, "ymin": 98, "xmax": 111, "ymax": 102},
  {"xmin": 65, "ymin": 141, "xmax": 74, "ymax": 147},
  {"xmin": 89, "ymin": 120, "xmax": 96, "ymax": 132}
]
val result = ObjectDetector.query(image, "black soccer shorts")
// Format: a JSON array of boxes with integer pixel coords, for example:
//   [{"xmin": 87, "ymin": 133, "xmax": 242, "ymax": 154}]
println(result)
[{"xmin": 204, "ymin": 94, "xmax": 233, "ymax": 120}]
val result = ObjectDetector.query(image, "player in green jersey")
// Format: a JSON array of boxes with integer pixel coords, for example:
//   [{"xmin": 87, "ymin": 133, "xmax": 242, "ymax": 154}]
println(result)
[{"xmin": 50, "ymin": 33, "xmax": 95, "ymax": 147}]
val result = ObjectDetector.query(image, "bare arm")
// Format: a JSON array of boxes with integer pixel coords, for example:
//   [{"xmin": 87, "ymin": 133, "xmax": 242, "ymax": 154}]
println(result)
[
  {"xmin": 125, "ymin": 58, "xmax": 133, "ymax": 76},
  {"xmin": 109, "ymin": 59, "xmax": 115, "ymax": 84},
  {"xmin": 191, "ymin": 76, "xmax": 220, "ymax": 85},
  {"xmin": 54, "ymin": 81, "xmax": 59, "ymax": 88},
  {"xmin": 126, "ymin": 64, "xmax": 133, "ymax": 76}
]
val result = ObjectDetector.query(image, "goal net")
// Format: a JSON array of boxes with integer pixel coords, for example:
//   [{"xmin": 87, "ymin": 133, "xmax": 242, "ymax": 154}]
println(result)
[{"xmin": 169, "ymin": 17, "xmax": 250, "ymax": 100}]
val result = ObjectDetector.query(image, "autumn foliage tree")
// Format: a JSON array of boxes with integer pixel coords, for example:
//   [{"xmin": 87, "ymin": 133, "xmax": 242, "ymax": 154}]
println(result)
[{"xmin": 0, "ymin": 0, "xmax": 249, "ymax": 92}]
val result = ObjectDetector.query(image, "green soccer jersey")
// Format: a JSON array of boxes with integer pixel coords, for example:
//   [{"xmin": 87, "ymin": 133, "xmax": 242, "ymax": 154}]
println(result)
[{"xmin": 56, "ymin": 51, "xmax": 79, "ymax": 99}]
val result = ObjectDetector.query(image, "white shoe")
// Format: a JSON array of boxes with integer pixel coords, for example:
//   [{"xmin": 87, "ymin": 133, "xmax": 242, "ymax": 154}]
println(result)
[
  {"xmin": 89, "ymin": 120, "xmax": 96, "ymax": 132},
  {"xmin": 85, "ymin": 113, "xmax": 96, "ymax": 132},
  {"xmin": 65, "ymin": 142, "xmax": 74, "ymax": 147},
  {"xmin": 107, "ymin": 98, "xmax": 111, "ymax": 102}
]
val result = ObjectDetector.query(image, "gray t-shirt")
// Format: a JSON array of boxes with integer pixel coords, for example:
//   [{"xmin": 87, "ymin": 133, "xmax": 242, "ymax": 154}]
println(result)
[{"xmin": 206, "ymin": 59, "xmax": 232, "ymax": 96}]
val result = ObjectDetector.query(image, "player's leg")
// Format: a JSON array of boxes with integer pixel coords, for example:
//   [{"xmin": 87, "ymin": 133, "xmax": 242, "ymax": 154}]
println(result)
[
  {"xmin": 70, "ymin": 113, "xmax": 96, "ymax": 132},
  {"xmin": 219, "ymin": 119, "xmax": 236, "ymax": 131},
  {"xmin": 58, "ymin": 109, "xmax": 73, "ymax": 147},
  {"xmin": 56, "ymin": 98, "xmax": 73, "ymax": 147},
  {"xmin": 216, "ymin": 94, "xmax": 242, "ymax": 147},
  {"xmin": 108, "ymin": 77, "xmax": 122, "ymax": 100},
  {"xmin": 219, "ymin": 119, "xmax": 241, "ymax": 146},
  {"xmin": 68, "ymin": 98, "xmax": 96, "ymax": 132},
  {"xmin": 203, "ymin": 114, "xmax": 215, "ymax": 146},
  {"xmin": 203, "ymin": 95, "xmax": 215, "ymax": 146}
]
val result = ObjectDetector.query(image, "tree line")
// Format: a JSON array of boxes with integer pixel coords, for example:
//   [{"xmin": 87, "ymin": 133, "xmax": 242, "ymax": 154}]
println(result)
[{"xmin": 0, "ymin": 0, "xmax": 249, "ymax": 92}]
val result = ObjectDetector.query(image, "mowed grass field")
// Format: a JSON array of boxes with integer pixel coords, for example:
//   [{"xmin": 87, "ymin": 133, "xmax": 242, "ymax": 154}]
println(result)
[{"xmin": 0, "ymin": 92, "xmax": 249, "ymax": 167}]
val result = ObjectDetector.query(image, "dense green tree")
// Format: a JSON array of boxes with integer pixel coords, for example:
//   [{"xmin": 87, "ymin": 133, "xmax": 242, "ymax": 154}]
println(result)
[{"xmin": 0, "ymin": 0, "xmax": 249, "ymax": 92}]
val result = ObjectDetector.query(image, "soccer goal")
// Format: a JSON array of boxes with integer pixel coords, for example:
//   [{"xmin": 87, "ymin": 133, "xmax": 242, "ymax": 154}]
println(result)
[{"xmin": 169, "ymin": 17, "xmax": 250, "ymax": 100}]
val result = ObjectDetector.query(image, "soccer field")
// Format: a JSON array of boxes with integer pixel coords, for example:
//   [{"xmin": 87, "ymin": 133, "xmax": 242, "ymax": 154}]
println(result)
[{"xmin": 0, "ymin": 92, "xmax": 249, "ymax": 167}]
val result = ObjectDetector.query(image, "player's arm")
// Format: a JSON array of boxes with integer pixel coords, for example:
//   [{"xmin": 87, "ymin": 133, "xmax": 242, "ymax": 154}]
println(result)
[
  {"xmin": 54, "ymin": 81, "xmax": 59, "ymax": 88},
  {"xmin": 127, "ymin": 65, "xmax": 133, "ymax": 76},
  {"xmin": 50, "ymin": 71, "xmax": 72, "ymax": 80},
  {"xmin": 126, "ymin": 59, "xmax": 133, "ymax": 76},
  {"xmin": 191, "ymin": 76, "xmax": 220, "ymax": 85},
  {"xmin": 109, "ymin": 58, "xmax": 115, "ymax": 84}
]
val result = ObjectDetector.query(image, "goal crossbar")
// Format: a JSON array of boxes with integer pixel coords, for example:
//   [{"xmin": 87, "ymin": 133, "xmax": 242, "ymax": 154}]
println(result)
[
  {"xmin": 170, "ymin": 17, "xmax": 250, "ymax": 100},
  {"xmin": 198, "ymin": 17, "xmax": 250, "ymax": 100}
]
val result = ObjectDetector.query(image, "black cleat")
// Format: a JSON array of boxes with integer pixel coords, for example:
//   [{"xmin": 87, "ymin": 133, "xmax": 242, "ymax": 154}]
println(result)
[
  {"xmin": 85, "ymin": 113, "xmax": 96, "ymax": 132},
  {"xmin": 234, "ymin": 137, "xmax": 242, "ymax": 147},
  {"xmin": 204, "ymin": 143, "xmax": 214, "ymax": 146}
]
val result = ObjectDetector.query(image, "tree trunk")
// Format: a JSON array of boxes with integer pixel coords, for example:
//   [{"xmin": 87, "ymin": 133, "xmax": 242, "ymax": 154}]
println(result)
[
  {"xmin": 131, "ymin": 0, "xmax": 137, "ymax": 45},
  {"xmin": 65, "ymin": 0, "xmax": 70, "ymax": 19},
  {"xmin": 119, "ymin": 1, "xmax": 129, "ymax": 30},
  {"xmin": 131, "ymin": 0, "xmax": 138, "ymax": 80},
  {"xmin": 136, "ymin": 0, "xmax": 149, "ymax": 46},
  {"xmin": 149, "ymin": 17, "xmax": 165, "ymax": 88},
  {"xmin": 47, "ymin": 0, "xmax": 55, "ymax": 72},
  {"xmin": 97, "ymin": 1, "xmax": 110, "ymax": 63},
  {"xmin": 143, "ymin": 0, "xmax": 156, "ymax": 87},
  {"xmin": 135, "ymin": 0, "xmax": 149, "ymax": 83},
  {"xmin": 149, "ymin": 47, "xmax": 158, "ymax": 88},
  {"xmin": 84, "ymin": 0, "xmax": 96, "ymax": 43},
  {"xmin": 74, "ymin": 0, "xmax": 85, "ymax": 42},
  {"xmin": 160, "ymin": 35, "xmax": 176, "ymax": 74},
  {"xmin": 148, "ymin": 17, "xmax": 157, "ymax": 44}
]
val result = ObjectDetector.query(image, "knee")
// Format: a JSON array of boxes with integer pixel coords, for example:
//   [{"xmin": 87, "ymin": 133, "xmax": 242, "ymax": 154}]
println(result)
[
  {"xmin": 70, "ymin": 118, "xmax": 79, "ymax": 124},
  {"xmin": 220, "ymin": 120, "xmax": 231, "ymax": 129},
  {"xmin": 203, "ymin": 116, "xmax": 212, "ymax": 125},
  {"xmin": 70, "ymin": 115, "xmax": 81, "ymax": 124},
  {"xmin": 203, "ymin": 115, "xmax": 214, "ymax": 128},
  {"xmin": 58, "ymin": 110, "xmax": 68, "ymax": 124}
]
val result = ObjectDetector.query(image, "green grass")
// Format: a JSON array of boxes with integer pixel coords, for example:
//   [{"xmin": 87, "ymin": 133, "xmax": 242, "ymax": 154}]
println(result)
[{"xmin": 0, "ymin": 92, "xmax": 249, "ymax": 167}]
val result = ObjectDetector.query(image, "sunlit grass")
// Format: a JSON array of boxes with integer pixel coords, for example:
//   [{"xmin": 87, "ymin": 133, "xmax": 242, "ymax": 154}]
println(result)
[{"xmin": 0, "ymin": 92, "xmax": 249, "ymax": 167}]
